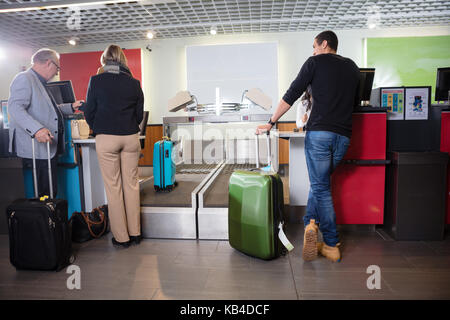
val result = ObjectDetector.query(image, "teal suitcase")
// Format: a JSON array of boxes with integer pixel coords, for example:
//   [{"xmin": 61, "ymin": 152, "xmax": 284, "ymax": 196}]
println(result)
[{"xmin": 153, "ymin": 138, "xmax": 176, "ymax": 192}]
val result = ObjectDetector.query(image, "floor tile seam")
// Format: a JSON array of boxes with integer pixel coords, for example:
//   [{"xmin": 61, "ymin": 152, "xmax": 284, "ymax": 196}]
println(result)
[
  {"xmin": 117, "ymin": 285, "xmax": 160, "ymax": 299},
  {"xmin": 401, "ymin": 255, "xmax": 446, "ymax": 269},
  {"xmin": 380, "ymin": 268, "xmax": 450, "ymax": 273},
  {"xmin": 379, "ymin": 276, "xmax": 395, "ymax": 294},
  {"xmin": 203, "ymin": 281, "xmax": 298, "ymax": 293},
  {"xmin": 150, "ymin": 288, "xmax": 161, "ymax": 300},
  {"xmin": 326, "ymin": 267, "xmax": 445, "ymax": 273},
  {"xmin": 421, "ymin": 240, "xmax": 444, "ymax": 255},
  {"xmin": 290, "ymin": 272, "xmax": 429, "ymax": 283},
  {"xmin": 287, "ymin": 251, "xmax": 301, "ymax": 300},
  {"xmin": 170, "ymin": 265, "xmax": 268, "ymax": 271},
  {"xmin": 194, "ymin": 268, "xmax": 213, "ymax": 293},
  {"xmin": 294, "ymin": 289, "xmax": 396, "ymax": 296},
  {"xmin": 292, "ymin": 268, "xmax": 417, "ymax": 274},
  {"xmin": 338, "ymin": 254, "xmax": 429, "ymax": 264},
  {"xmin": 383, "ymin": 285, "xmax": 450, "ymax": 297},
  {"xmin": 214, "ymin": 241, "xmax": 220, "ymax": 253}
]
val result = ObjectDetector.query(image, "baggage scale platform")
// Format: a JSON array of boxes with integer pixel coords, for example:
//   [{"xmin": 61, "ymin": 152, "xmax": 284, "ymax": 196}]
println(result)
[
  {"xmin": 140, "ymin": 162, "xmax": 255, "ymax": 240},
  {"xmin": 197, "ymin": 163, "xmax": 254, "ymax": 240},
  {"xmin": 140, "ymin": 163, "xmax": 222, "ymax": 239}
]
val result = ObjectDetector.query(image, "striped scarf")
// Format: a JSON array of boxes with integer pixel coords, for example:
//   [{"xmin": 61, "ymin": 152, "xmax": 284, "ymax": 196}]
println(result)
[{"xmin": 99, "ymin": 60, "xmax": 132, "ymax": 77}]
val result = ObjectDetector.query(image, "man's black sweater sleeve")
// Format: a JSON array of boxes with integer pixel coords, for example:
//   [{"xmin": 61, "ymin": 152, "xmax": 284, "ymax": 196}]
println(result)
[{"xmin": 282, "ymin": 57, "xmax": 315, "ymax": 106}]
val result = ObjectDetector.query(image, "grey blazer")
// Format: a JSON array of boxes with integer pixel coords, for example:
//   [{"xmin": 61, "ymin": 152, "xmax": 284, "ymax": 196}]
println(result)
[{"xmin": 8, "ymin": 68, "xmax": 74, "ymax": 159}]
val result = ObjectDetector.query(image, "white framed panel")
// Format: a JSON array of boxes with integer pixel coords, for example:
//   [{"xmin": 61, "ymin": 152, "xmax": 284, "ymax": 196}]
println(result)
[{"xmin": 186, "ymin": 42, "xmax": 278, "ymax": 113}]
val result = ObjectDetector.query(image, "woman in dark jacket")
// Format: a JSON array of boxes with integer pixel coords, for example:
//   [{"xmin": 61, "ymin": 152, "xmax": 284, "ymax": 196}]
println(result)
[{"xmin": 83, "ymin": 44, "xmax": 144, "ymax": 248}]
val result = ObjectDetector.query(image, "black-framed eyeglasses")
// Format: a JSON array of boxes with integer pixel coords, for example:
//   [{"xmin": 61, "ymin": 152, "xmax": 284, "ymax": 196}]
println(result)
[{"xmin": 50, "ymin": 60, "xmax": 60, "ymax": 71}]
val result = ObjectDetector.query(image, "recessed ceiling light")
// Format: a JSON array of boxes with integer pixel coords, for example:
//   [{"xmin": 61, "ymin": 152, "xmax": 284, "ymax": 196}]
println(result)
[
  {"xmin": 210, "ymin": 26, "xmax": 217, "ymax": 35},
  {"xmin": 146, "ymin": 31, "xmax": 154, "ymax": 39},
  {"xmin": 68, "ymin": 37, "xmax": 79, "ymax": 45}
]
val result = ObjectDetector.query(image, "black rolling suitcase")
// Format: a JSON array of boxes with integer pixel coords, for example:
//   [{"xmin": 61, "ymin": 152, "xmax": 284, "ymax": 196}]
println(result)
[{"xmin": 6, "ymin": 139, "xmax": 73, "ymax": 271}]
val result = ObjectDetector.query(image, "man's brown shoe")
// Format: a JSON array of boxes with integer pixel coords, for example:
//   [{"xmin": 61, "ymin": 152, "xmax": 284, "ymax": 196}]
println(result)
[
  {"xmin": 319, "ymin": 243, "xmax": 341, "ymax": 262},
  {"xmin": 302, "ymin": 219, "xmax": 318, "ymax": 261},
  {"xmin": 317, "ymin": 242, "xmax": 324, "ymax": 253}
]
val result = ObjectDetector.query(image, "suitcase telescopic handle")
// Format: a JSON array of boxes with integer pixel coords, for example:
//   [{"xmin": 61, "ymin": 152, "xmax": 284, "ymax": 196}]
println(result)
[
  {"xmin": 31, "ymin": 138, "xmax": 53, "ymax": 199},
  {"xmin": 255, "ymin": 133, "xmax": 260, "ymax": 169},
  {"xmin": 265, "ymin": 131, "xmax": 272, "ymax": 168},
  {"xmin": 255, "ymin": 131, "xmax": 271, "ymax": 169}
]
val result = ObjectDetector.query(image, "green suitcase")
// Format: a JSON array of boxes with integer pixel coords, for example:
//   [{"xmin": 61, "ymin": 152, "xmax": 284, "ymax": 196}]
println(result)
[{"xmin": 228, "ymin": 170, "xmax": 286, "ymax": 260}]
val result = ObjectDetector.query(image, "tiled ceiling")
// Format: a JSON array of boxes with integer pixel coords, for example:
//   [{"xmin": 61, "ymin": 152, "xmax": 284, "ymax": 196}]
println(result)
[{"xmin": 0, "ymin": 0, "xmax": 449, "ymax": 47}]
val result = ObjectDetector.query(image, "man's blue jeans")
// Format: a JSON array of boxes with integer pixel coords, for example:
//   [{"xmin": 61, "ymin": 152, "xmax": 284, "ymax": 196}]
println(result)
[{"xmin": 303, "ymin": 131, "xmax": 350, "ymax": 247}]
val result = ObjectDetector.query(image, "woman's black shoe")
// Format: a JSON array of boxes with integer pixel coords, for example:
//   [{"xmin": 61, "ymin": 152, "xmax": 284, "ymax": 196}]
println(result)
[
  {"xmin": 129, "ymin": 235, "xmax": 142, "ymax": 245},
  {"xmin": 112, "ymin": 237, "xmax": 130, "ymax": 248}
]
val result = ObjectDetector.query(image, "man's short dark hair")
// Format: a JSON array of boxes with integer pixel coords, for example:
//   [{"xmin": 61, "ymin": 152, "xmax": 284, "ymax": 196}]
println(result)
[{"xmin": 315, "ymin": 30, "xmax": 338, "ymax": 52}]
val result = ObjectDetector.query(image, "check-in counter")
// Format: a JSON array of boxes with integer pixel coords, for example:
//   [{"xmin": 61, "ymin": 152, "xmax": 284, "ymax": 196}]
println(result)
[
  {"xmin": 332, "ymin": 111, "xmax": 388, "ymax": 224},
  {"xmin": 73, "ymin": 136, "xmax": 150, "ymax": 212},
  {"xmin": 440, "ymin": 110, "xmax": 450, "ymax": 224},
  {"xmin": 274, "ymin": 131, "xmax": 308, "ymax": 207},
  {"xmin": 276, "ymin": 109, "xmax": 388, "ymax": 225}
]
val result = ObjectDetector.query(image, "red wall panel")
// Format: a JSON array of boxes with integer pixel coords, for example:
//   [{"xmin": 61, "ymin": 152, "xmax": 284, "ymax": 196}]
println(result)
[
  {"xmin": 345, "ymin": 113, "xmax": 387, "ymax": 160},
  {"xmin": 332, "ymin": 165, "xmax": 385, "ymax": 224},
  {"xmin": 440, "ymin": 111, "xmax": 450, "ymax": 224},
  {"xmin": 59, "ymin": 49, "xmax": 142, "ymax": 101},
  {"xmin": 332, "ymin": 112, "xmax": 387, "ymax": 224}
]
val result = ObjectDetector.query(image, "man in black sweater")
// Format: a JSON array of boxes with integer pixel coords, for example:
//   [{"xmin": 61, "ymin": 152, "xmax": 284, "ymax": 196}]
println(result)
[{"xmin": 257, "ymin": 30, "xmax": 360, "ymax": 262}]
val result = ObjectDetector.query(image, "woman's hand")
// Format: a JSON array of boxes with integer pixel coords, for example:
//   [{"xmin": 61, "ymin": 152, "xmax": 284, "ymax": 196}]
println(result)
[
  {"xmin": 72, "ymin": 100, "xmax": 84, "ymax": 111},
  {"xmin": 302, "ymin": 113, "xmax": 308, "ymax": 123}
]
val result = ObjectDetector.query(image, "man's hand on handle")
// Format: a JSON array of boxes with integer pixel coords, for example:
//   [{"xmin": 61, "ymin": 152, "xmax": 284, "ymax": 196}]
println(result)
[
  {"xmin": 34, "ymin": 128, "xmax": 54, "ymax": 143},
  {"xmin": 256, "ymin": 123, "xmax": 273, "ymax": 135},
  {"xmin": 255, "ymin": 99, "xmax": 292, "ymax": 135}
]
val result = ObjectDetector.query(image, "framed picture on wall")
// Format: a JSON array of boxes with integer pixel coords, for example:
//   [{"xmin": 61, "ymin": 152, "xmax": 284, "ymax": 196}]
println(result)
[
  {"xmin": 0, "ymin": 100, "xmax": 8, "ymax": 129},
  {"xmin": 405, "ymin": 86, "xmax": 431, "ymax": 120},
  {"xmin": 380, "ymin": 87, "xmax": 404, "ymax": 121}
]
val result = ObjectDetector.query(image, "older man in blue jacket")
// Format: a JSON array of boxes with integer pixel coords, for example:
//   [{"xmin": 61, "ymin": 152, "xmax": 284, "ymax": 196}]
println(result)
[{"xmin": 8, "ymin": 48, "xmax": 83, "ymax": 197}]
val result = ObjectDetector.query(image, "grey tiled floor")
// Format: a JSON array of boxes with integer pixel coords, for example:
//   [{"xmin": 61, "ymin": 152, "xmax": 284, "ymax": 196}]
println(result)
[{"xmin": 1, "ymin": 224, "xmax": 449, "ymax": 300}]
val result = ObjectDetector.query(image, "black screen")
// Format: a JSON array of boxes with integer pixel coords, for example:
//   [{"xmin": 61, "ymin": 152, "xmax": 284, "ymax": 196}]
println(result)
[
  {"xmin": 435, "ymin": 67, "xmax": 450, "ymax": 101},
  {"xmin": 358, "ymin": 68, "xmax": 375, "ymax": 102},
  {"xmin": 45, "ymin": 81, "xmax": 75, "ymax": 104}
]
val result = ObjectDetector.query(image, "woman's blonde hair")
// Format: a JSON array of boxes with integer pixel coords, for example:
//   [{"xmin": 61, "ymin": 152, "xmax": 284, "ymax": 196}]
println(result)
[{"xmin": 100, "ymin": 44, "xmax": 128, "ymax": 67}]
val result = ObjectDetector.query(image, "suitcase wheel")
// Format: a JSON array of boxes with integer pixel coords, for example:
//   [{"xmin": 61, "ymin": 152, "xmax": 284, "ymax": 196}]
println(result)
[{"xmin": 154, "ymin": 185, "xmax": 160, "ymax": 192}]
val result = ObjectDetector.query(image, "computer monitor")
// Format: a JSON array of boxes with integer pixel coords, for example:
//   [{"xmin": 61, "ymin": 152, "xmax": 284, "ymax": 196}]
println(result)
[
  {"xmin": 435, "ymin": 67, "xmax": 450, "ymax": 102},
  {"xmin": 358, "ymin": 68, "xmax": 375, "ymax": 104},
  {"xmin": 46, "ymin": 80, "xmax": 76, "ymax": 104}
]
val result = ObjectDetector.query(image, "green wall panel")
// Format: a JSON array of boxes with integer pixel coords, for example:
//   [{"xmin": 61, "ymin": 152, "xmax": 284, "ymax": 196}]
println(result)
[{"xmin": 367, "ymin": 36, "xmax": 450, "ymax": 102}]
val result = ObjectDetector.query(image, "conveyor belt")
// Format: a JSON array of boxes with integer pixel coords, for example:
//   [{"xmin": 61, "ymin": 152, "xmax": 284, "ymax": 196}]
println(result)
[
  {"xmin": 202, "ymin": 163, "xmax": 254, "ymax": 208},
  {"xmin": 141, "ymin": 173, "xmax": 208, "ymax": 207},
  {"xmin": 140, "ymin": 163, "xmax": 220, "ymax": 207},
  {"xmin": 176, "ymin": 163, "xmax": 218, "ymax": 174}
]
